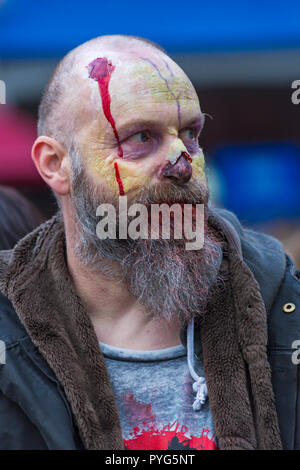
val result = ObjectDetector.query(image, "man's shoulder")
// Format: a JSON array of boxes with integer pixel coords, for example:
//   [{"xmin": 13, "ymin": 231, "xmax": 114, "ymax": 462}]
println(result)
[
  {"xmin": 215, "ymin": 208, "xmax": 300, "ymax": 355},
  {"xmin": 214, "ymin": 208, "xmax": 288, "ymax": 313}
]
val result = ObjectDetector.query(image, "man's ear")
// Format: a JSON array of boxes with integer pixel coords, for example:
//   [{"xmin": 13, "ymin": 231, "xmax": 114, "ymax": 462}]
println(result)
[{"xmin": 32, "ymin": 136, "xmax": 71, "ymax": 196}]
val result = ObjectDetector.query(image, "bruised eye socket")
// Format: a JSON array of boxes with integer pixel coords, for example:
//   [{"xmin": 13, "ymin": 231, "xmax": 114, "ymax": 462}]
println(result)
[
  {"xmin": 127, "ymin": 131, "xmax": 150, "ymax": 143},
  {"xmin": 180, "ymin": 128, "xmax": 198, "ymax": 140}
]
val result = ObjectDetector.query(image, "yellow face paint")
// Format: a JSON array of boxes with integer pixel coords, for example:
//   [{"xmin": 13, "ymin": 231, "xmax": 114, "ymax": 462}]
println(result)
[
  {"xmin": 166, "ymin": 127, "xmax": 177, "ymax": 136},
  {"xmin": 166, "ymin": 138, "xmax": 188, "ymax": 164},
  {"xmin": 129, "ymin": 61, "xmax": 195, "ymax": 104},
  {"xmin": 112, "ymin": 158, "xmax": 152, "ymax": 193},
  {"xmin": 90, "ymin": 153, "xmax": 151, "ymax": 194},
  {"xmin": 191, "ymin": 149, "xmax": 206, "ymax": 180}
]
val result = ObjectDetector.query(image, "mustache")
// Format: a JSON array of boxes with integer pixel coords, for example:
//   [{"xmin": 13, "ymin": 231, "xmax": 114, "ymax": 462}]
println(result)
[{"xmin": 118, "ymin": 178, "xmax": 209, "ymax": 208}]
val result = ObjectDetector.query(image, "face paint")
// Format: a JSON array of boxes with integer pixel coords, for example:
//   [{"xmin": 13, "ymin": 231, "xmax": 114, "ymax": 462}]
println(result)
[
  {"xmin": 88, "ymin": 150, "xmax": 152, "ymax": 195},
  {"xmin": 88, "ymin": 57, "xmax": 125, "ymax": 195},
  {"xmin": 166, "ymin": 137, "xmax": 189, "ymax": 165},
  {"xmin": 111, "ymin": 159, "xmax": 151, "ymax": 194},
  {"xmin": 191, "ymin": 150, "xmax": 206, "ymax": 179},
  {"xmin": 113, "ymin": 161, "xmax": 125, "ymax": 196},
  {"xmin": 140, "ymin": 57, "xmax": 182, "ymax": 128}
]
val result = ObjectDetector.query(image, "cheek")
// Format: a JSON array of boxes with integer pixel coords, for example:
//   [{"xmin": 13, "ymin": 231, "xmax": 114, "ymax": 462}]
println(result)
[
  {"xmin": 90, "ymin": 156, "xmax": 117, "ymax": 191},
  {"xmin": 90, "ymin": 154, "xmax": 152, "ymax": 195},
  {"xmin": 115, "ymin": 159, "xmax": 152, "ymax": 193},
  {"xmin": 191, "ymin": 150, "xmax": 206, "ymax": 179}
]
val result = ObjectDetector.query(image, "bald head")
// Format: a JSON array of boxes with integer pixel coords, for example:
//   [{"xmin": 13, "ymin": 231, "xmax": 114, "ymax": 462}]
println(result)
[{"xmin": 37, "ymin": 35, "xmax": 169, "ymax": 149}]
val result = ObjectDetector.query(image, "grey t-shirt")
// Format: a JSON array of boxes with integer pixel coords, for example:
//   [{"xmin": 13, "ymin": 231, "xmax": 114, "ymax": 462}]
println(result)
[{"xmin": 99, "ymin": 341, "xmax": 217, "ymax": 450}]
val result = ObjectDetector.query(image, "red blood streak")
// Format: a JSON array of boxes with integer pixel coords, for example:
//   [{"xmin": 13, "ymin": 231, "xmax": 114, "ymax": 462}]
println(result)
[
  {"xmin": 88, "ymin": 57, "xmax": 125, "ymax": 194},
  {"xmin": 182, "ymin": 151, "xmax": 192, "ymax": 163},
  {"xmin": 114, "ymin": 161, "xmax": 124, "ymax": 196}
]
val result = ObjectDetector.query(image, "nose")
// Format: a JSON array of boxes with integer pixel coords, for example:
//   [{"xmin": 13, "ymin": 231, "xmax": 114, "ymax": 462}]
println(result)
[{"xmin": 161, "ymin": 152, "xmax": 192, "ymax": 185}]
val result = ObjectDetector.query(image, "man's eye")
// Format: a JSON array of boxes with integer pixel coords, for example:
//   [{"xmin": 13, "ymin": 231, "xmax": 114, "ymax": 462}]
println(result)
[
  {"xmin": 180, "ymin": 128, "xmax": 197, "ymax": 140},
  {"xmin": 128, "ymin": 131, "xmax": 150, "ymax": 143}
]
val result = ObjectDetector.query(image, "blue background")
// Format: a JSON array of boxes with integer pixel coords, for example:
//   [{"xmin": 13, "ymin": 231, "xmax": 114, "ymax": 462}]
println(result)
[{"xmin": 1, "ymin": 0, "xmax": 300, "ymax": 58}]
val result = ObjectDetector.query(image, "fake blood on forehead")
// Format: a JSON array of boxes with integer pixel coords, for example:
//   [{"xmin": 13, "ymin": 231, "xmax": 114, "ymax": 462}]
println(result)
[{"xmin": 88, "ymin": 57, "xmax": 125, "ymax": 195}]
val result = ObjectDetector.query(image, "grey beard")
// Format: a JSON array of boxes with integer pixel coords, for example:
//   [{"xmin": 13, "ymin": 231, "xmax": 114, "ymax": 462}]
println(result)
[{"xmin": 71, "ymin": 157, "xmax": 223, "ymax": 325}]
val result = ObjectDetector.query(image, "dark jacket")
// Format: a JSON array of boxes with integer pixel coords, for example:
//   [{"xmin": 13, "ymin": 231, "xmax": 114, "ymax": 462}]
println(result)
[{"xmin": 0, "ymin": 209, "xmax": 299, "ymax": 450}]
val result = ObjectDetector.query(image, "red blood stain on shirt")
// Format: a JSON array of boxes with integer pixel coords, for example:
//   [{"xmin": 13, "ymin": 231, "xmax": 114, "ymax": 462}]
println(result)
[
  {"xmin": 88, "ymin": 57, "xmax": 124, "ymax": 194},
  {"xmin": 123, "ymin": 419, "xmax": 217, "ymax": 450},
  {"xmin": 123, "ymin": 393, "xmax": 156, "ymax": 425},
  {"xmin": 121, "ymin": 394, "xmax": 217, "ymax": 450}
]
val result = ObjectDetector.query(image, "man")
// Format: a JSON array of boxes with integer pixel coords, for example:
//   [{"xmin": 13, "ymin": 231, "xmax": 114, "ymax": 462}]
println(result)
[{"xmin": 0, "ymin": 35, "xmax": 299, "ymax": 451}]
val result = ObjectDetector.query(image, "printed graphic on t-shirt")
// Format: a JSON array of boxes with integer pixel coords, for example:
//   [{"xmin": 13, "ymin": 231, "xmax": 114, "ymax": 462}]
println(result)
[{"xmin": 121, "ymin": 392, "xmax": 217, "ymax": 450}]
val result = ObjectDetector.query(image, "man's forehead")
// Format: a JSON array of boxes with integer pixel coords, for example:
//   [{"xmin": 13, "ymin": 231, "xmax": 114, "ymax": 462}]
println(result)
[
  {"xmin": 71, "ymin": 45, "xmax": 200, "ymax": 136},
  {"xmin": 82, "ymin": 46, "xmax": 196, "ymax": 100},
  {"xmin": 87, "ymin": 56, "xmax": 199, "ymax": 128},
  {"xmin": 113, "ymin": 59, "xmax": 197, "ymax": 104}
]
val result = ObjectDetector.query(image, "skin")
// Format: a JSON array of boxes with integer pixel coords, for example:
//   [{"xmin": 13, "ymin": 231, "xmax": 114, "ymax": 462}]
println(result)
[{"xmin": 31, "ymin": 40, "xmax": 207, "ymax": 350}]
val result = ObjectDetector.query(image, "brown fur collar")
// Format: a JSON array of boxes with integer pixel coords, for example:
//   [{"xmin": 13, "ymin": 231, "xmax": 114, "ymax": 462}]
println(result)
[{"xmin": 0, "ymin": 212, "xmax": 282, "ymax": 450}]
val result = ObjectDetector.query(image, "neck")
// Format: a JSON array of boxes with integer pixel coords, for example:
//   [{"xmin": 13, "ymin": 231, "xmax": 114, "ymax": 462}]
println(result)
[{"xmin": 64, "ymin": 213, "xmax": 182, "ymax": 350}]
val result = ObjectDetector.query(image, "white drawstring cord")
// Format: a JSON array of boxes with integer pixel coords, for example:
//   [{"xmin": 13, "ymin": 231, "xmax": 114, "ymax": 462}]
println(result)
[{"xmin": 187, "ymin": 318, "xmax": 208, "ymax": 411}]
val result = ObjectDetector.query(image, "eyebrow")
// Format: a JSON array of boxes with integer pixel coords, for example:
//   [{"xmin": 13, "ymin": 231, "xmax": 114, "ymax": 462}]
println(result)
[
  {"xmin": 181, "ymin": 115, "xmax": 205, "ymax": 130},
  {"xmin": 116, "ymin": 114, "xmax": 205, "ymax": 137}
]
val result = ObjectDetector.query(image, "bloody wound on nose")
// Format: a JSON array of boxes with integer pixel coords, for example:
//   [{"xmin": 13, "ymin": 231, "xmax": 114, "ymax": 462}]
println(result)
[
  {"xmin": 182, "ymin": 151, "xmax": 192, "ymax": 163},
  {"xmin": 87, "ymin": 57, "xmax": 125, "ymax": 195},
  {"xmin": 162, "ymin": 152, "xmax": 193, "ymax": 185}
]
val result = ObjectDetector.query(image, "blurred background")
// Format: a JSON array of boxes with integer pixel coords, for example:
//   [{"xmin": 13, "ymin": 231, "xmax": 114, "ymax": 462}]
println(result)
[{"xmin": 0, "ymin": 0, "xmax": 300, "ymax": 266}]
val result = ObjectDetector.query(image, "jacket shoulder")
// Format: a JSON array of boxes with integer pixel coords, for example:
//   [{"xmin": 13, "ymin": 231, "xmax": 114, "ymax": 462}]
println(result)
[{"xmin": 214, "ymin": 208, "xmax": 287, "ymax": 313}]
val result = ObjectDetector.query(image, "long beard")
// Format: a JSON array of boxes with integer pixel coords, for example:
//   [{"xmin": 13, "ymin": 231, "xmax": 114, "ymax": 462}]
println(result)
[{"xmin": 71, "ymin": 162, "xmax": 223, "ymax": 326}]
